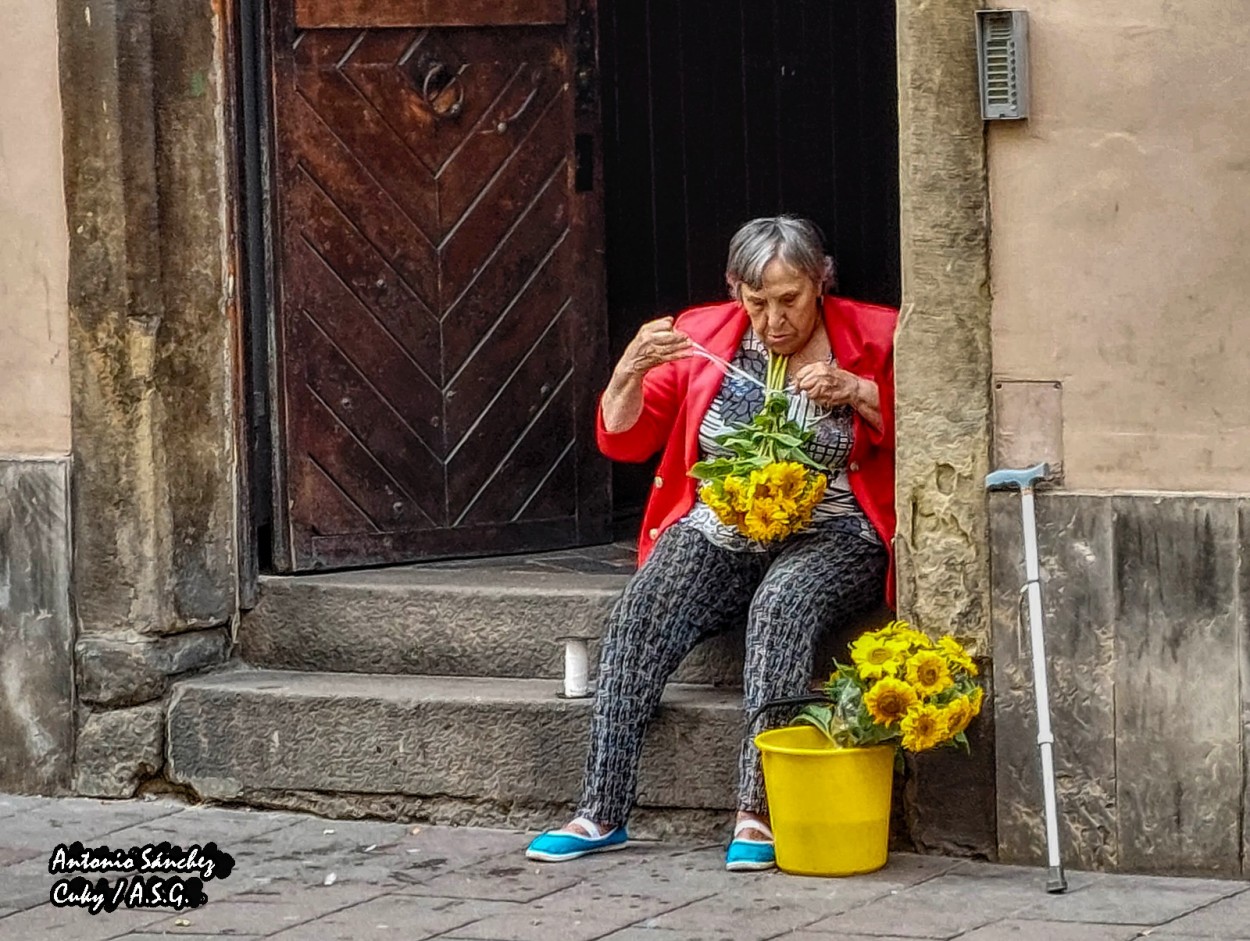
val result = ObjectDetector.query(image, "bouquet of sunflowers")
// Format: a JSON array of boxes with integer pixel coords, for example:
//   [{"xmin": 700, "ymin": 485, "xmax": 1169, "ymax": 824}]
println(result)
[
  {"xmin": 796, "ymin": 621, "xmax": 984, "ymax": 753},
  {"xmin": 689, "ymin": 352, "xmax": 828, "ymax": 544}
]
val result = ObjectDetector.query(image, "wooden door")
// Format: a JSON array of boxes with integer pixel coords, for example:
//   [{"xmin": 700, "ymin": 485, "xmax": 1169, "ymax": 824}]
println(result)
[{"xmin": 266, "ymin": 0, "xmax": 609, "ymax": 570}]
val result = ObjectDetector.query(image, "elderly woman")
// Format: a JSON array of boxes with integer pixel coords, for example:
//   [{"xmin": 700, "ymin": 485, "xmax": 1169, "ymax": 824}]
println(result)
[{"xmin": 526, "ymin": 216, "xmax": 896, "ymax": 871}]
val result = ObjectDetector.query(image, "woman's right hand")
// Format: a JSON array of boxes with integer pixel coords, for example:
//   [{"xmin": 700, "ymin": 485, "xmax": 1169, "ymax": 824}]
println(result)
[
  {"xmin": 613, "ymin": 317, "xmax": 692, "ymax": 381},
  {"xmin": 601, "ymin": 318, "xmax": 691, "ymax": 434}
]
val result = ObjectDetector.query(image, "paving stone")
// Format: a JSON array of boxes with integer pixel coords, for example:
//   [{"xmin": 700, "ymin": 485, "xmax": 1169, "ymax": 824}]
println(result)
[
  {"xmin": 638, "ymin": 892, "xmax": 857, "ymax": 939},
  {"xmin": 206, "ymin": 817, "xmax": 439, "ymax": 890},
  {"xmin": 226, "ymin": 840, "xmax": 408, "ymax": 891},
  {"xmin": 0, "ymin": 902, "xmax": 167, "ymax": 941},
  {"xmin": 801, "ymin": 867, "xmax": 1044, "ymax": 938},
  {"xmin": 0, "ymin": 867, "xmax": 54, "ymax": 912},
  {"xmin": 221, "ymin": 878, "xmax": 392, "ymax": 910},
  {"xmin": 113, "ymin": 935, "xmax": 260, "ymax": 940},
  {"xmin": 1013, "ymin": 874, "xmax": 1243, "ymax": 925},
  {"xmin": 394, "ymin": 862, "xmax": 583, "ymax": 903},
  {"xmin": 5, "ymin": 797, "xmax": 1250, "ymax": 941},
  {"xmin": 264, "ymin": 894, "xmax": 523, "ymax": 940},
  {"xmin": 270, "ymin": 818, "xmax": 526, "ymax": 869},
  {"xmin": 857, "ymin": 850, "xmax": 966, "ymax": 885},
  {"xmin": 0, "ymin": 794, "xmax": 33, "ymax": 818},
  {"xmin": 446, "ymin": 881, "xmax": 710, "ymax": 941},
  {"xmin": 1134, "ymin": 886, "xmax": 1250, "ymax": 938},
  {"xmin": 99, "ymin": 804, "xmax": 298, "ymax": 851},
  {"xmin": 544, "ymin": 850, "xmax": 732, "ymax": 904},
  {"xmin": 945, "ymin": 858, "xmax": 1103, "ymax": 894},
  {"xmin": 0, "ymin": 797, "xmax": 185, "ymax": 849},
  {"xmin": 592, "ymin": 931, "xmax": 735, "ymax": 941},
  {"xmin": 786, "ymin": 934, "xmax": 943, "ymax": 941},
  {"xmin": 799, "ymin": 904, "xmax": 961, "ymax": 940},
  {"xmin": 956, "ymin": 920, "xmax": 1144, "ymax": 940},
  {"xmin": 0, "ymin": 845, "xmax": 45, "ymax": 865},
  {"xmin": 138, "ymin": 897, "xmax": 330, "ymax": 936}
]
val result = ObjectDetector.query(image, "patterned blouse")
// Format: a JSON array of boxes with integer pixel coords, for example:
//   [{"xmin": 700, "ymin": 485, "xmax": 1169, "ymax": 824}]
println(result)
[{"xmin": 682, "ymin": 330, "xmax": 880, "ymax": 551}]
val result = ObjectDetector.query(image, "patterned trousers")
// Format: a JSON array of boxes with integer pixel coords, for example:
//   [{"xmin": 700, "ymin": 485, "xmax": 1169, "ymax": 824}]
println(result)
[{"xmin": 576, "ymin": 521, "xmax": 889, "ymax": 827}]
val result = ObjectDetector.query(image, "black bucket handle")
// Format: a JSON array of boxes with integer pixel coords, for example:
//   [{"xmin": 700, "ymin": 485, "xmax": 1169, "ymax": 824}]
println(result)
[{"xmin": 745, "ymin": 694, "xmax": 833, "ymax": 732}]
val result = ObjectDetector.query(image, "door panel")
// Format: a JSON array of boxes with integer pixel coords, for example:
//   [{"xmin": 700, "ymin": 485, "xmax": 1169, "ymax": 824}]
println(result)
[
  {"xmin": 268, "ymin": 0, "xmax": 608, "ymax": 570},
  {"xmin": 294, "ymin": 0, "xmax": 567, "ymax": 30}
]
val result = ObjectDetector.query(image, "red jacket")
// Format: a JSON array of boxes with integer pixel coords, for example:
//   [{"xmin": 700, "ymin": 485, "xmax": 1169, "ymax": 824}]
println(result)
[{"xmin": 596, "ymin": 296, "xmax": 897, "ymax": 607}]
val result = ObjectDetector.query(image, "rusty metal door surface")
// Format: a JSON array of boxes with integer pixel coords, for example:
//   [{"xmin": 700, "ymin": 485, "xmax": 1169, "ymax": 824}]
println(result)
[{"xmin": 266, "ymin": 0, "xmax": 608, "ymax": 570}]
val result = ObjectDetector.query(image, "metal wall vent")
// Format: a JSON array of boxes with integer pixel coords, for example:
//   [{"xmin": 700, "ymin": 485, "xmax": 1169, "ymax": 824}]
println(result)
[{"xmin": 976, "ymin": 9, "xmax": 1030, "ymax": 120}]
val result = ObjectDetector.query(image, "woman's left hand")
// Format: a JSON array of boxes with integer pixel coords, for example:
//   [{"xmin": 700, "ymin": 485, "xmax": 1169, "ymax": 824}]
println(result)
[
  {"xmin": 793, "ymin": 363, "xmax": 883, "ymax": 431},
  {"xmin": 793, "ymin": 362, "xmax": 862, "ymax": 409}
]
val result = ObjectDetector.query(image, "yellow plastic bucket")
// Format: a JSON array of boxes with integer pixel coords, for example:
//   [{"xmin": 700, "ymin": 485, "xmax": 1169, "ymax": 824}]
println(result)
[{"xmin": 754, "ymin": 726, "xmax": 894, "ymax": 876}]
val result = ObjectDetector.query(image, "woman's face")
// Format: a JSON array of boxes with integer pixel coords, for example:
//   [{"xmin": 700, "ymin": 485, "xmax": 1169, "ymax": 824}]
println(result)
[{"xmin": 738, "ymin": 258, "xmax": 822, "ymax": 355}]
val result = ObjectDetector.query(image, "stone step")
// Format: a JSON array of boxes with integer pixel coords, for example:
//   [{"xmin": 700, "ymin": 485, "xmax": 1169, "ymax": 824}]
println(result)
[
  {"xmin": 240, "ymin": 567, "xmax": 747, "ymax": 686},
  {"xmin": 166, "ymin": 668, "xmax": 742, "ymax": 839}
]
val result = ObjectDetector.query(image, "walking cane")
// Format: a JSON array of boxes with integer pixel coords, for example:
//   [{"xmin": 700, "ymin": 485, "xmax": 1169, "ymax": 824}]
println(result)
[{"xmin": 985, "ymin": 462, "xmax": 1067, "ymax": 894}]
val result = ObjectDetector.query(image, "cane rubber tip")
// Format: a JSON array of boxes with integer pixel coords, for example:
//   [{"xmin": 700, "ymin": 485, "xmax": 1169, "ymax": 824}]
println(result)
[{"xmin": 1046, "ymin": 866, "xmax": 1068, "ymax": 893}]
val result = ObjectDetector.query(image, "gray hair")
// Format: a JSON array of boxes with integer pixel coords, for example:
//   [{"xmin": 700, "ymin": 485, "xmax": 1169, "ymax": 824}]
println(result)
[{"xmin": 724, "ymin": 216, "xmax": 835, "ymax": 298}]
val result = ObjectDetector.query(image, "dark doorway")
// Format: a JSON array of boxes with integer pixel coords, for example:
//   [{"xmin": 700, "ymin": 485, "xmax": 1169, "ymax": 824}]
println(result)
[{"xmin": 597, "ymin": 0, "xmax": 900, "ymax": 526}]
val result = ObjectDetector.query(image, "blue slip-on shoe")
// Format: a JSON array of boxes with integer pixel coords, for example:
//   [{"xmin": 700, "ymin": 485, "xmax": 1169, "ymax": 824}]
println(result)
[
  {"xmin": 725, "ymin": 818, "xmax": 776, "ymax": 872},
  {"xmin": 525, "ymin": 817, "xmax": 629, "ymax": 863}
]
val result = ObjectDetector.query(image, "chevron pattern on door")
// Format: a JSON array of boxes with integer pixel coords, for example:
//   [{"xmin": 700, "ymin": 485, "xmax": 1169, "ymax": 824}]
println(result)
[{"xmin": 269, "ymin": 9, "xmax": 608, "ymax": 570}]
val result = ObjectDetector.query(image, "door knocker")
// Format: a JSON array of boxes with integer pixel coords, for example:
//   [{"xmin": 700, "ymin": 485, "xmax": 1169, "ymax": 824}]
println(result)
[{"xmin": 420, "ymin": 62, "xmax": 465, "ymax": 120}]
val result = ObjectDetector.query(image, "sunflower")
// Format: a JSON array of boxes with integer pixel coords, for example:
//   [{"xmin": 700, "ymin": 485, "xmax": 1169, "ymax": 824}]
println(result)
[
  {"xmin": 942, "ymin": 695, "xmax": 975, "ymax": 736},
  {"xmin": 748, "ymin": 467, "xmax": 772, "ymax": 500},
  {"xmin": 969, "ymin": 686, "xmax": 985, "ymax": 716},
  {"xmin": 851, "ymin": 633, "xmax": 909, "ymax": 681},
  {"xmin": 770, "ymin": 461, "xmax": 810, "ymax": 499},
  {"xmin": 863, "ymin": 676, "xmax": 918, "ymax": 725},
  {"xmin": 722, "ymin": 475, "xmax": 748, "ymax": 508},
  {"xmin": 884, "ymin": 622, "xmax": 934, "ymax": 651},
  {"xmin": 938, "ymin": 636, "xmax": 978, "ymax": 676},
  {"xmin": 901, "ymin": 703, "xmax": 951, "ymax": 752},
  {"xmin": 699, "ymin": 482, "xmax": 736, "ymax": 525},
  {"xmin": 905, "ymin": 650, "xmax": 954, "ymax": 698},
  {"xmin": 742, "ymin": 499, "xmax": 787, "ymax": 543},
  {"xmin": 799, "ymin": 474, "xmax": 827, "ymax": 512}
]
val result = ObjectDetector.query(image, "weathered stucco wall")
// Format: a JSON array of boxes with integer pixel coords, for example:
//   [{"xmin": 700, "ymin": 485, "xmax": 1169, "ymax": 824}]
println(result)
[
  {"xmin": 990, "ymin": 0, "xmax": 1250, "ymax": 491},
  {"xmin": 0, "ymin": 0, "xmax": 74, "ymax": 798},
  {"xmin": 0, "ymin": 0, "xmax": 71, "ymax": 456}
]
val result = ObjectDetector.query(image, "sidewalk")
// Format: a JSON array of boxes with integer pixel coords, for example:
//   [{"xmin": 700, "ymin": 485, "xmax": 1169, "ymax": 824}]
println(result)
[{"xmin": 1, "ymin": 794, "xmax": 1247, "ymax": 941}]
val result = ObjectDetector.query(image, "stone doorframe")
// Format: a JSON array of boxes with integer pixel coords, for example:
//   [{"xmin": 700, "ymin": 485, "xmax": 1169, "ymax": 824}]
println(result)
[
  {"xmin": 52, "ymin": 0, "xmax": 991, "ymax": 824},
  {"xmin": 54, "ymin": 0, "xmax": 241, "ymax": 796},
  {"xmin": 894, "ymin": 1, "xmax": 992, "ymax": 643}
]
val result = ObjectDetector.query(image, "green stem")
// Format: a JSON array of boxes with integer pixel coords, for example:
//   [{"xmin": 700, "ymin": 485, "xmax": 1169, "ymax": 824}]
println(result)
[{"xmin": 766, "ymin": 351, "xmax": 789, "ymax": 394}]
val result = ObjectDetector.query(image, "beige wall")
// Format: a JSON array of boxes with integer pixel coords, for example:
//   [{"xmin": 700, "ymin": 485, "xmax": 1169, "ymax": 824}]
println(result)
[
  {"xmin": 990, "ymin": 0, "xmax": 1250, "ymax": 491},
  {"xmin": 0, "ymin": 1, "xmax": 69, "ymax": 456}
]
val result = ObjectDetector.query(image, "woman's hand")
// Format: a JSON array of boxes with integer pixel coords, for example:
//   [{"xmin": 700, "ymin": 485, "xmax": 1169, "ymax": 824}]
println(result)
[
  {"xmin": 793, "ymin": 362, "xmax": 883, "ymax": 432},
  {"xmin": 601, "ymin": 318, "xmax": 691, "ymax": 433},
  {"xmin": 614, "ymin": 317, "xmax": 692, "ymax": 379}
]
